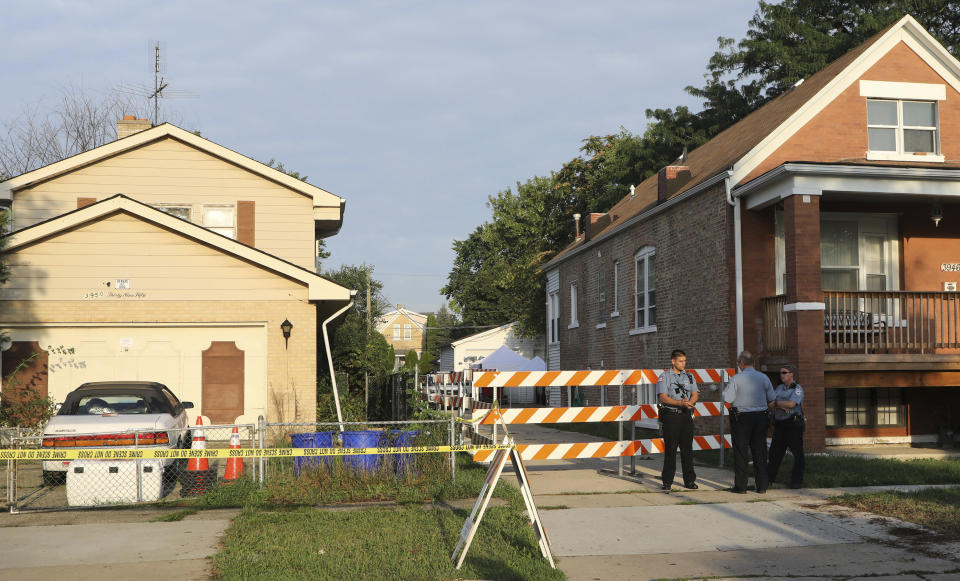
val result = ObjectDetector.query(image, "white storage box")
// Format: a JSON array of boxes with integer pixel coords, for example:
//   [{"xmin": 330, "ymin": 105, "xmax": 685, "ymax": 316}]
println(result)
[{"xmin": 66, "ymin": 459, "xmax": 165, "ymax": 506}]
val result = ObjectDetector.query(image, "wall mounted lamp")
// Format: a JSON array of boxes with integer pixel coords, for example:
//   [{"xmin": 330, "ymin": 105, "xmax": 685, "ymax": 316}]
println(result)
[
  {"xmin": 931, "ymin": 203, "xmax": 944, "ymax": 228},
  {"xmin": 281, "ymin": 318, "xmax": 293, "ymax": 349}
]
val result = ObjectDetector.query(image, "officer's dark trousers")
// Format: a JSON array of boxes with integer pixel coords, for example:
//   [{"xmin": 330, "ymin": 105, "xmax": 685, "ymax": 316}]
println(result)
[
  {"xmin": 661, "ymin": 408, "xmax": 696, "ymax": 486},
  {"xmin": 731, "ymin": 411, "xmax": 770, "ymax": 492},
  {"xmin": 768, "ymin": 418, "xmax": 805, "ymax": 487}
]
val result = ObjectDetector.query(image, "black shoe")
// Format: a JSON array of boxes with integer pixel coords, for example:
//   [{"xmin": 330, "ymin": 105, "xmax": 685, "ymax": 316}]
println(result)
[
  {"xmin": 727, "ymin": 487, "xmax": 747, "ymax": 494},
  {"xmin": 790, "ymin": 483, "xmax": 803, "ymax": 489},
  {"xmin": 661, "ymin": 483, "xmax": 671, "ymax": 490},
  {"xmin": 683, "ymin": 483, "xmax": 698, "ymax": 490},
  {"xmin": 755, "ymin": 488, "xmax": 767, "ymax": 494}
]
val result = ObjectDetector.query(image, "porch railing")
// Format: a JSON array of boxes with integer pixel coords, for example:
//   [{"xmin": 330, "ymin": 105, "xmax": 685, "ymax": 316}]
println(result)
[{"xmin": 762, "ymin": 291, "xmax": 960, "ymax": 354}]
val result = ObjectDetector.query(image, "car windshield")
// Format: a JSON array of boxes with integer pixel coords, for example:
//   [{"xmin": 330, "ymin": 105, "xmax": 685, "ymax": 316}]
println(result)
[{"xmin": 72, "ymin": 395, "xmax": 152, "ymax": 415}]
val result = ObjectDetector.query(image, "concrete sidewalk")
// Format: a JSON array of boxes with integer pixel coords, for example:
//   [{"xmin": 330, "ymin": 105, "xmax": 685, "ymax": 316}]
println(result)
[
  {"xmin": 497, "ymin": 423, "xmax": 960, "ymax": 581},
  {"xmin": 0, "ymin": 508, "xmax": 237, "ymax": 581}
]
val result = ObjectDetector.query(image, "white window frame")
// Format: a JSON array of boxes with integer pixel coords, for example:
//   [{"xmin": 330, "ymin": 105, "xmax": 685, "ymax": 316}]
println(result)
[
  {"xmin": 865, "ymin": 98, "xmax": 943, "ymax": 162},
  {"xmin": 597, "ymin": 270, "xmax": 606, "ymax": 319},
  {"xmin": 610, "ymin": 261, "xmax": 620, "ymax": 317},
  {"xmin": 202, "ymin": 204, "xmax": 237, "ymax": 239},
  {"xmin": 404, "ymin": 324, "xmax": 412, "ymax": 340},
  {"xmin": 568, "ymin": 282, "xmax": 579, "ymax": 329},
  {"xmin": 548, "ymin": 290, "xmax": 560, "ymax": 344},
  {"xmin": 393, "ymin": 324, "xmax": 401, "ymax": 339},
  {"xmin": 630, "ymin": 247, "xmax": 656, "ymax": 334}
]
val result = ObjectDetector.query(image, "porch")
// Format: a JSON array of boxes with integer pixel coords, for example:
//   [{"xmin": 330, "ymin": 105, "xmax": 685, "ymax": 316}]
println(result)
[{"xmin": 762, "ymin": 291, "xmax": 960, "ymax": 355}]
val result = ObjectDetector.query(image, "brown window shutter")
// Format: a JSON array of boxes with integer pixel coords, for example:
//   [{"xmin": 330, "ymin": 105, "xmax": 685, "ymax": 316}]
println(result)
[
  {"xmin": 77, "ymin": 197, "xmax": 96, "ymax": 208},
  {"xmin": 237, "ymin": 201, "xmax": 255, "ymax": 246}
]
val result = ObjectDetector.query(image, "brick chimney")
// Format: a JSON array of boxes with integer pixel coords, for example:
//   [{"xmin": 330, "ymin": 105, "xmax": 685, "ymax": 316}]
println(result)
[
  {"xmin": 583, "ymin": 213, "xmax": 607, "ymax": 241},
  {"xmin": 117, "ymin": 116, "xmax": 152, "ymax": 139},
  {"xmin": 657, "ymin": 165, "xmax": 692, "ymax": 203}
]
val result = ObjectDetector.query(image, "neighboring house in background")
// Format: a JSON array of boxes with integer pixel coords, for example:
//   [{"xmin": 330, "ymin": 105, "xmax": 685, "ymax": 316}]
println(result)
[
  {"xmin": 376, "ymin": 305, "xmax": 427, "ymax": 368},
  {"xmin": 438, "ymin": 322, "xmax": 544, "ymax": 373},
  {"xmin": 544, "ymin": 15, "xmax": 960, "ymax": 451},
  {"xmin": 0, "ymin": 119, "xmax": 352, "ymax": 425}
]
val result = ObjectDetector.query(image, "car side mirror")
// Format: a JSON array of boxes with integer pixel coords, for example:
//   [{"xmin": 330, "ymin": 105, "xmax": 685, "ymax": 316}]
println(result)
[{"xmin": 181, "ymin": 401, "xmax": 195, "ymax": 409}]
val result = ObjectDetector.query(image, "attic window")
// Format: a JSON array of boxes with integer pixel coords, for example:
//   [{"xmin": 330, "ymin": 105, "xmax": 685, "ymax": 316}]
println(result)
[
  {"xmin": 860, "ymin": 81, "xmax": 945, "ymax": 162},
  {"xmin": 867, "ymin": 99, "xmax": 941, "ymax": 161}
]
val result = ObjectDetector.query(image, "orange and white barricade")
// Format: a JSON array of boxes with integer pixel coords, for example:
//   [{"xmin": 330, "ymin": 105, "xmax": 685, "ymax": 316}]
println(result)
[{"xmin": 464, "ymin": 368, "xmax": 735, "ymax": 462}]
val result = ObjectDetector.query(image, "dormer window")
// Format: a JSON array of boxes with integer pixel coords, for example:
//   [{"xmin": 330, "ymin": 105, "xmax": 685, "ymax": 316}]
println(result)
[{"xmin": 860, "ymin": 81, "xmax": 945, "ymax": 162}]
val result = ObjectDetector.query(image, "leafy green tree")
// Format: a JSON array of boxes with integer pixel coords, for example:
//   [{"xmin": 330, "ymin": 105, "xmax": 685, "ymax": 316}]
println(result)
[
  {"xmin": 687, "ymin": 1, "xmax": 960, "ymax": 135},
  {"xmin": 403, "ymin": 349, "xmax": 419, "ymax": 371},
  {"xmin": 324, "ymin": 263, "xmax": 392, "ymax": 395}
]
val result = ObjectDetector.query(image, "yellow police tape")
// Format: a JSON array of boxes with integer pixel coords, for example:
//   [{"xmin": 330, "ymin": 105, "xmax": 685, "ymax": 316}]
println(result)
[{"xmin": 0, "ymin": 444, "xmax": 511, "ymax": 461}]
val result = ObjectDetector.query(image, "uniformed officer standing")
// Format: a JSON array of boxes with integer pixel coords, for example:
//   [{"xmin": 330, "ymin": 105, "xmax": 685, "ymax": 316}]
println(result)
[
  {"xmin": 767, "ymin": 364, "xmax": 805, "ymax": 489},
  {"xmin": 657, "ymin": 349, "xmax": 699, "ymax": 490},
  {"xmin": 723, "ymin": 350, "xmax": 775, "ymax": 493}
]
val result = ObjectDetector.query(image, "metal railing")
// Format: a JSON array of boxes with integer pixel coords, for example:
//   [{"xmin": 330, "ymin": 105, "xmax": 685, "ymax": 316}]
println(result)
[{"xmin": 763, "ymin": 291, "xmax": 960, "ymax": 354}]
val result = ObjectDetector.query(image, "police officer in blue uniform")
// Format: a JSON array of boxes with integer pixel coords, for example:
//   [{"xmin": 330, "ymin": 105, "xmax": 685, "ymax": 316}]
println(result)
[
  {"xmin": 657, "ymin": 349, "xmax": 699, "ymax": 491},
  {"xmin": 723, "ymin": 350, "xmax": 775, "ymax": 493},
  {"xmin": 768, "ymin": 364, "xmax": 805, "ymax": 489}
]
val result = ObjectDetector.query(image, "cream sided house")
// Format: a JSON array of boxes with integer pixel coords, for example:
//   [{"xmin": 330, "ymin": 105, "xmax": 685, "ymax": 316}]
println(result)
[
  {"xmin": 544, "ymin": 15, "xmax": 960, "ymax": 451},
  {"xmin": 376, "ymin": 305, "xmax": 427, "ymax": 368},
  {"xmin": 0, "ymin": 119, "xmax": 352, "ymax": 424}
]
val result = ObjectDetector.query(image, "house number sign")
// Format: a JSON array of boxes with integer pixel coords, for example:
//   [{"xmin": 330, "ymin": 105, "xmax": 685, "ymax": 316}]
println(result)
[{"xmin": 942, "ymin": 263, "xmax": 960, "ymax": 272}]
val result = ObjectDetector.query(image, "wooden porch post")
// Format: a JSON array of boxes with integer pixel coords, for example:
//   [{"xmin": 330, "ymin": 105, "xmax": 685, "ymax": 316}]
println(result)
[{"xmin": 783, "ymin": 194, "xmax": 826, "ymax": 452}]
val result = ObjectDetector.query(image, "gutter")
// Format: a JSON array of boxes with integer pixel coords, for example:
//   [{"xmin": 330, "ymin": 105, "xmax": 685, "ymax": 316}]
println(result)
[
  {"xmin": 724, "ymin": 171, "xmax": 744, "ymax": 355},
  {"xmin": 321, "ymin": 295, "xmax": 356, "ymax": 432}
]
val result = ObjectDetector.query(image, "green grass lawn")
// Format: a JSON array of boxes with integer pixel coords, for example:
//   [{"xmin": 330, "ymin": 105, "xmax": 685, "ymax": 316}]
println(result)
[
  {"xmin": 212, "ymin": 503, "xmax": 563, "ymax": 581},
  {"xmin": 204, "ymin": 454, "xmax": 563, "ymax": 580},
  {"xmin": 828, "ymin": 487, "xmax": 960, "ymax": 538}
]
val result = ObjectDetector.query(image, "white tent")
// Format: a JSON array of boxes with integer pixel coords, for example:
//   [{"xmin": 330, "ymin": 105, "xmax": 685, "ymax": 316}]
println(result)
[{"xmin": 474, "ymin": 345, "xmax": 545, "ymax": 404}]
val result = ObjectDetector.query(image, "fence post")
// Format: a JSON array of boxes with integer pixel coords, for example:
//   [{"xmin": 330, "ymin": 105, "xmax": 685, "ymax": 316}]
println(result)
[
  {"xmin": 719, "ymin": 371, "xmax": 727, "ymax": 468},
  {"xmin": 450, "ymin": 410, "xmax": 456, "ymax": 479},
  {"xmin": 617, "ymin": 372, "xmax": 624, "ymax": 477},
  {"xmin": 258, "ymin": 415, "xmax": 266, "ymax": 485}
]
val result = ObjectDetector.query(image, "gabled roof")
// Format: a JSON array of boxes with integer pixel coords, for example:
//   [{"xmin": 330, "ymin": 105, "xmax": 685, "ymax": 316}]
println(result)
[
  {"xmin": 2, "ymin": 194, "xmax": 352, "ymax": 303},
  {"xmin": 546, "ymin": 15, "xmax": 960, "ymax": 267},
  {"xmin": 0, "ymin": 123, "xmax": 344, "ymax": 214},
  {"xmin": 451, "ymin": 322, "xmax": 517, "ymax": 347},
  {"xmin": 376, "ymin": 307, "xmax": 428, "ymax": 332}
]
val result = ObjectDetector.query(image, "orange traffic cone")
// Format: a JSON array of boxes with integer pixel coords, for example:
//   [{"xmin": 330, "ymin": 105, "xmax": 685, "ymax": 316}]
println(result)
[
  {"xmin": 181, "ymin": 416, "xmax": 214, "ymax": 496},
  {"xmin": 187, "ymin": 416, "xmax": 209, "ymax": 472},
  {"xmin": 223, "ymin": 426, "xmax": 244, "ymax": 483}
]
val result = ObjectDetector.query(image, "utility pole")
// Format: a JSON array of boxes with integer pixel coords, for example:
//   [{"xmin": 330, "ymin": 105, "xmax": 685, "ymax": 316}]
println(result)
[{"xmin": 365, "ymin": 268, "xmax": 371, "ymax": 414}]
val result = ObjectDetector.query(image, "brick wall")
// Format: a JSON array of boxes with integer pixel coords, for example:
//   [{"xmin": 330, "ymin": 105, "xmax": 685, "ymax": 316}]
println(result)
[{"xmin": 556, "ymin": 183, "xmax": 732, "ymax": 371}]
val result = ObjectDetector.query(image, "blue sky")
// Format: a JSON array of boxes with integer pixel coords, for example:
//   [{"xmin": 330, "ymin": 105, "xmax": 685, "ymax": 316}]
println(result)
[{"xmin": 2, "ymin": 1, "xmax": 760, "ymax": 312}]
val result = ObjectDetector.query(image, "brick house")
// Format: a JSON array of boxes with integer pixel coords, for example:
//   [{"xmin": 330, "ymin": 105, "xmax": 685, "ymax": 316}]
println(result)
[
  {"xmin": 0, "ymin": 120, "xmax": 352, "ymax": 424},
  {"xmin": 543, "ymin": 15, "xmax": 960, "ymax": 451}
]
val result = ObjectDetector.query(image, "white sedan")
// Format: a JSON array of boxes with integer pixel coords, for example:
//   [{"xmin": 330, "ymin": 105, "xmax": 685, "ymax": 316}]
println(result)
[{"xmin": 41, "ymin": 381, "xmax": 194, "ymax": 485}]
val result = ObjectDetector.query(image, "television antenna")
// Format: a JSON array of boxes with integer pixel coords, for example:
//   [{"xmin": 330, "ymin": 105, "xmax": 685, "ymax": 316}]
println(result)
[{"xmin": 117, "ymin": 41, "xmax": 196, "ymax": 125}]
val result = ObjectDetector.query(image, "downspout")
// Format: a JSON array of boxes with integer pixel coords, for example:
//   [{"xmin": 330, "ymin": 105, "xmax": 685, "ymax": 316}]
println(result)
[
  {"xmin": 322, "ymin": 294, "xmax": 356, "ymax": 432},
  {"xmin": 724, "ymin": 170, "xmax": 744, "ymax": 355}
]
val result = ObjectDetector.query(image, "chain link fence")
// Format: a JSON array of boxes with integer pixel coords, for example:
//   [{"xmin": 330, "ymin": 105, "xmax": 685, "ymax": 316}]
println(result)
[{"xmin": 2, "ymin": 416, "xmax": 459, "ymax": 513}]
